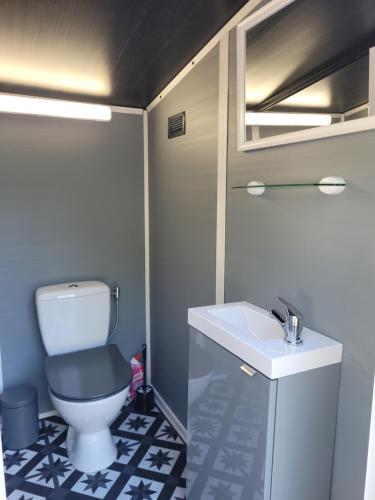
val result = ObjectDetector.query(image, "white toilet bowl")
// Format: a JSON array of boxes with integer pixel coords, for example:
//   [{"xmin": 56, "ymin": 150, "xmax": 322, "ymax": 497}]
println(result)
[
  {"xmin": 35, "ymin": 282, "xmax": 132, "ymax": 474},
  {"xmin": 45, "ymin": 343, "xmax": 132, "ymax": 474},
  {"xmin": 50, "ymin": 386, "xmax": 129, "ymax": 473}
]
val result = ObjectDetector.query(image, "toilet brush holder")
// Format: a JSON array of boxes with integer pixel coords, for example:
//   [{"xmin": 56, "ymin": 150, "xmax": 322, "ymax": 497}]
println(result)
[
  {"xmin": 135, "ymin": 384, "xmax": 155, "ymax": 412},
  {"xmin": 134, "ymin": 343, "xmax": 155, "ymax": 412}
]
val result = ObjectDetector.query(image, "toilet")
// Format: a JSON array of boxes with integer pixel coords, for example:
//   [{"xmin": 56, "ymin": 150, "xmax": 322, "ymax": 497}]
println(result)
[{"xmin": 35, "ymin": 281, "xmax": 131, "ymax": 473}]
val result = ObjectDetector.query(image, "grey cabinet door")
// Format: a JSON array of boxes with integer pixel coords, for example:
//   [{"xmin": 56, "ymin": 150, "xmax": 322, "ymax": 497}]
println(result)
[{"xmin": 187, "ymin": 327, "xmax": 277, "ymax": 500}]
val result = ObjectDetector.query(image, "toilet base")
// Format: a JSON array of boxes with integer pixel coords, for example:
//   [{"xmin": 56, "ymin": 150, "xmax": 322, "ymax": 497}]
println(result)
[
  {"xmin": 66, "ymin": 425, "xmax": 117, "ymax": 473},
  {"xmin": 49, "ymin": 386, "xmax": 129, "ymax": 474}
]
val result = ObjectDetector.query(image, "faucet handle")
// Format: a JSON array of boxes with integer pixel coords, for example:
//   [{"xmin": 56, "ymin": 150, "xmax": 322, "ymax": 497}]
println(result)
[
  {"xmin": 277, "ymin": 297, "xmax": 303, "ymax": 322},
  {"xmin": 275, "ymin": 297, "xmax": 304, "ymax": 345}
]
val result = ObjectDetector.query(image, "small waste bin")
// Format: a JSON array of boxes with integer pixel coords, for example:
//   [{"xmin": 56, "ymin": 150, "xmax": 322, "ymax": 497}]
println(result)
[{"xmin": 1, "ymin": 385, "xmax": 39, "ymax": 450}]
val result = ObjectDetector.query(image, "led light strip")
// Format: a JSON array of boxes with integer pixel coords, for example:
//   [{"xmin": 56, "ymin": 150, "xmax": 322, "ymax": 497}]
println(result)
[
  {"xmin": 0, "ymin": 94, "xmax": 111, "ymax": 121},
  {"xmin": 246, "ymin": 111, "xmax": 332, "ymax": 127}
]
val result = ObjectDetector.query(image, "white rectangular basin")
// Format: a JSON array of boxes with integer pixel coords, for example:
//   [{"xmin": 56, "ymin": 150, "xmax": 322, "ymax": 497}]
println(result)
[
  {"xmin": 207, "ymin": 303, "xmax": 283, "ymax": 341},
  {"xmin": 188, "ymin": 301, "xmax": 342, "ymax": 379}
]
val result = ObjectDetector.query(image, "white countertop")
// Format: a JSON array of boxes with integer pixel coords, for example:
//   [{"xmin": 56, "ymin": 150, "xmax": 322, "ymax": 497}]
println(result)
[{"xmin": 188, "ymin": 301, "xmax": 342, "ymax": 379}]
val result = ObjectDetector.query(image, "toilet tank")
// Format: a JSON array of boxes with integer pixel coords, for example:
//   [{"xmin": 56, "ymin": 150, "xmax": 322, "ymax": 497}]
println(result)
[{"xmin": 35, "ymin": 281, "xmax": 110, "ymax": 356}]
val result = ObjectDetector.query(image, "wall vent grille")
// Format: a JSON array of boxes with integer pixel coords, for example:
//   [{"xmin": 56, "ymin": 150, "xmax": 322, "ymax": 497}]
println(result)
[{"xmin": 168, "ymin": 111, "xmax": 186, "ymax": 138}]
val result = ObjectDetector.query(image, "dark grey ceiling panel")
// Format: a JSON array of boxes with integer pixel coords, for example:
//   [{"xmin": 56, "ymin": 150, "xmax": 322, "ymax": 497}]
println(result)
[{"xmin": 0, "ymin": 0, "xmax": 250, "ymax": 108}]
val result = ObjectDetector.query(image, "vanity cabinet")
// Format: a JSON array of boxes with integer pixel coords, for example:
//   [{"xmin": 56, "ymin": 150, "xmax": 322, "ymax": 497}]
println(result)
[{"xmin": 187, "ymin": 327, "xmax": 341, "ymax": 500}]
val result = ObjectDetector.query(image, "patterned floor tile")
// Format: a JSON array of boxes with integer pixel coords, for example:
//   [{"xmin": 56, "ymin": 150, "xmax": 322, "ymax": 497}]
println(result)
[
  {"xmin": 3, "ymin": 402, "xmax": 186, "ymax": 500},
  {"xmin": 3, "ymin": 449, "xmax": 38, "ymax": 475},
  {"xmin": 120, "ymin": 475, "xmax": 164, "ymax": 499},
  {"xmin": 119, "ymin": 412, "xmax": 156, "ymax": 435},
  {"xmin": 70, "ymin": 468, "xmax": 120, "ymax": 498},
  {"xmin": 154, "ymin": 420, "xmax": 183, "ymax": 444},
  {"xmin": 138, "ymin": 445, "xmax": 181, "ymax": 474},
  {"xmin": 25, "ymin": 453, "xmax": 73, "ymax": 488},
  {"xmin": 37, "ymin": 421, "xmax": 67, "ymax": 446},
  {"xmin": 172, "ymin": 485, "xmax": 186, "ymax": 499},
  {"xmin": 7, "ymin": 489, "xmax": 45, "ymax": 500},
  {"xmin": 113, "ymin": 436, "xmax": 141, "ymax": 464}
]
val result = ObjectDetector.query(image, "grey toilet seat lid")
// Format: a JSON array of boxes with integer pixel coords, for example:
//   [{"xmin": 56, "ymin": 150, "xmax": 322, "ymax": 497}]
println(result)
[{"xmin": 46, "ymin": 344, "xmax": 131, "ymax": 402}]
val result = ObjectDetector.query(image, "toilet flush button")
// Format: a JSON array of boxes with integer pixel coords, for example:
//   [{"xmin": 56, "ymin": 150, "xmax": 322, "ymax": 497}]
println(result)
[{"xmin": 69, "ymin": 284, "xmax": 78, "ymax": 288}]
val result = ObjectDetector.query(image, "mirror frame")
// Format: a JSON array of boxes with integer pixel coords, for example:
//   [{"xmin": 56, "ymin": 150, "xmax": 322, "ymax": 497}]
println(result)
[{"xmin": 237, "ymin": 0, "xmax": 375, "ymax": 152}]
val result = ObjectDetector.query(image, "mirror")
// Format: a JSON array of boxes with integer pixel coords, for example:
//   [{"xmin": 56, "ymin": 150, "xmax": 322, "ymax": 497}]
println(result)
[{"xmin": 237, "ymin": 0, "xmax": 375, "ymax": 151}]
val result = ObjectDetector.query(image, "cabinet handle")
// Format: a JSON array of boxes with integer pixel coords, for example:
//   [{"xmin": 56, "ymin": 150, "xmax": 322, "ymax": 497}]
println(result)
[{"xmin": 240, "ymin": 364, "xmax": 257, "ymax": 377}]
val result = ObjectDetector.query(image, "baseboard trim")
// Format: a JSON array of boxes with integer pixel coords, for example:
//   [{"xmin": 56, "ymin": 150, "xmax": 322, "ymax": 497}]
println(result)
[
  {"xmin": 0, "ymin": 409, "xmax": 57, "ymax": 427},
  {"xmin": 154, "ymin": 388, "xmax": 187, "ymax": 443},
  {"xmin": 39, "ymin": 410, "xmax": 58, "ymax": 419}
]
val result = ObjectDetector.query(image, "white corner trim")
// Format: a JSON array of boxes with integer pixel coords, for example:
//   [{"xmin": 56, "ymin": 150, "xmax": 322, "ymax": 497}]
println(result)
[
  {"xmin": 215, "ymin": 34, "xmax": 229, "ymax": 305},
  {"xmin": 143, "ymin": 110, "xmax": 151, "ymax": 385},
  {"xmin": 110, "ymin": 105, "xmax": 144, "ymax": 115},
  {"xmin": 154, "ymin": 388, "xmax": 187, "ymax": 443},
  {"xmin": 364, "ymin": 372, "xmax": 375, "ymax": 500},
  {"xmin": 369, "ymin": 47, "xmax": 375, "ymax": 116},
  {"xmin": 146, "ymin": 0, "xmax": 265, "ymax": 112},
  {"xmin": 39, "ymin": 409, "xmax": 58, "ymax": 419},
  {"xmin": 0, "ymin": 348, "xmax": 3, "ymax": 394}
]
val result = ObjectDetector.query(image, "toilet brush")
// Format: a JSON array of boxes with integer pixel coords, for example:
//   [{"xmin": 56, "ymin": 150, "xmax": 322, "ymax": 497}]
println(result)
[{"xmin": 135, "ymin": 344, "xmax": 155, "ymax": 412}]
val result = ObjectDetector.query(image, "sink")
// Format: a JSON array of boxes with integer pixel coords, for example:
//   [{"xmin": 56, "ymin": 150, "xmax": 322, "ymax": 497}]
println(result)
[
  {"xmin": 188, "ymin": 301, "xmax": 342, "ymax": 379},
  {"xmin": 207, "ymin": 304, "xmax": 283, "ymax": 341}
]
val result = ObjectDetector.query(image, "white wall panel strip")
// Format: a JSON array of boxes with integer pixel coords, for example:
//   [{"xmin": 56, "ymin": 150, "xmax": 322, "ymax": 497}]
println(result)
[
  {"xmin": 364, "ymin": 373, "xmax": 375, "ymax": 500},
  {"xmin": 0, "ymin": 348, "xmax": 3, "ymax": 394},
  {"xmin": 215, "ymin": 34, "xmax": 229, "ymax": 304},
  {"xmin": 369, "ymin": 47, "xmax": 375, "ymax": 116},
  {"xmin": 143, "ymin": 110, "xmax": 151, "ymax": 384},
  {"xmin": 0, "ymin": 351, "xmax": 5, "ymax": 499}
]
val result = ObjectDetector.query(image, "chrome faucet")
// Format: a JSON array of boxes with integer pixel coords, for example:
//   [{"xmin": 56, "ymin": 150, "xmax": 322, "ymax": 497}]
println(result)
[{"xmin": 270, "ymin": 297, "xmax": 304, "ymax": 346}]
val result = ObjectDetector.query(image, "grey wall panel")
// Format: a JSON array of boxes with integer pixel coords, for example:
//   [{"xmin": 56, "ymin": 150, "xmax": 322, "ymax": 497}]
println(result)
[
  {"xmin": 0, "ymin": 112, "xmax": 145, "ymax": 412},
  {"xmin": 149, "ymin": 47, "xmax": 219, "ymax": 426},
  {"xmin": 226, "ymin": 29, "xmax": 375, "ymax": 500}
]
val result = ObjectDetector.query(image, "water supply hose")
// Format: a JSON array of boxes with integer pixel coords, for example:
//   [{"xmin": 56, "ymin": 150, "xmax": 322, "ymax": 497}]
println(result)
[{"xmin": 108, "ymin": 285, "xmax": 120, "ymax": 343}]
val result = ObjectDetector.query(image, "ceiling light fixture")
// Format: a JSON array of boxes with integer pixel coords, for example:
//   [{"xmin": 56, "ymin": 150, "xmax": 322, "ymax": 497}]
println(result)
[
  {"xmin": 0, "ymin": 94, "xmax": 111, "ymax": 121},
  {"xmin": 246, "ymin": 111, "xmax": 332, "ymax": 127},
  {"xmin": 0, "ymin": 64, "xmax": 110, "ymax": 96}
]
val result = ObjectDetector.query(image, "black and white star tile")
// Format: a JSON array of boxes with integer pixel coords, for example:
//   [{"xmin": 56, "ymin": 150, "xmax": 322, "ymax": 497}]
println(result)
[{"xmin": 2, "ymin": 402, "xmax": 186, "ymax": 499}]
